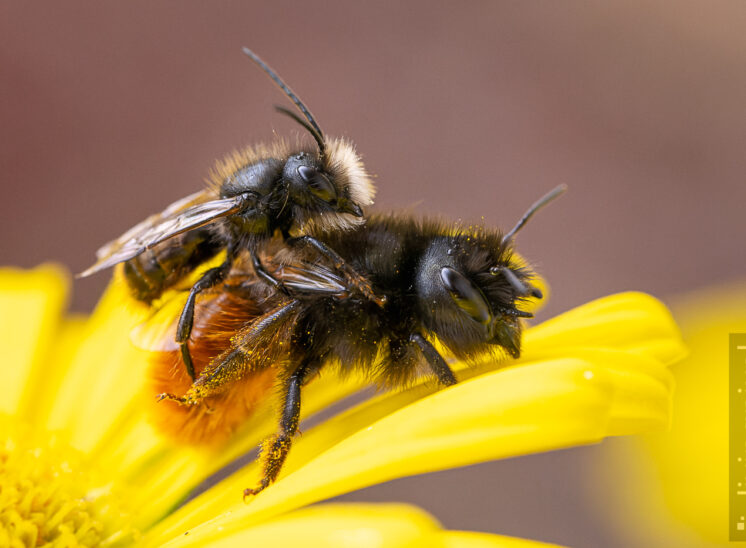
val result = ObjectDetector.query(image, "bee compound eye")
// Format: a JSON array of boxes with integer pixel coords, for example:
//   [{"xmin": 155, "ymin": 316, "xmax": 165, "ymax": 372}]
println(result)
[
  {"xmin": 297, "ymin": 165, "xmax": 316, "ymax": 182},
  {"xmin": 439, "ymin": 266, "xmax": 493, "ymax": 325},
  {"xmin": 297, "ymin": 166, "xmax": 337, "ymax": 202}
]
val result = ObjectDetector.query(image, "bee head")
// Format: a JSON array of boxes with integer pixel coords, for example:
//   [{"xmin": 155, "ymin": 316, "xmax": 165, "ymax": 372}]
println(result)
[
  {"xmin": 241, "ymin": 49, "xmax": 374, "ymax": 231},
  {"xmin": 414, "ymin": 185, "xmax": 565, "ymax": 360},
  {"xmin": 416, "ymin": 232, "xmax": 540, "ymax": 360},
  {"xmin": 283, "ymin": 141, "xmax": 374, "ymax": 230}
]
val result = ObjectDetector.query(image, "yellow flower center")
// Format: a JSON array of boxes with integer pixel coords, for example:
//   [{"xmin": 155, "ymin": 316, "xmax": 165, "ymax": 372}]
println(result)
[{"xmin": 0, "ymin": 437, "xmax": 137, "ymax": 547}]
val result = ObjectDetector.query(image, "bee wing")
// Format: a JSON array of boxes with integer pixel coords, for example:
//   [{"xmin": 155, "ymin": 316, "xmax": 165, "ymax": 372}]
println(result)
[
  {"xmin": 79, "ymin": 191, "xmax": 246, "ymax": 277},
  {"xmin": 93, "ymin": 191, "xmax": 207, "ymax": 260},
  {"xmin": 277, "ymin": 262, "xmax": 349, "ymax": 296},
  {"xmin": 129, "ymin": 270, "xmax": 254, "ymax": 353},
  {"xmin": 129, "ymin": 291, "xmax": 186, "ymax": 351}
]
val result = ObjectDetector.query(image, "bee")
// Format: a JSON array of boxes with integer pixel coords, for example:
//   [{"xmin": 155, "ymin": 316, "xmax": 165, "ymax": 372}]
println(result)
[
  {"xmin": 79, "ymin": 48, "xmax": 383, "ymax": 382},
  {"xmin": 155, "ymin": 185, "xmax": 565, "ymax": 497}
]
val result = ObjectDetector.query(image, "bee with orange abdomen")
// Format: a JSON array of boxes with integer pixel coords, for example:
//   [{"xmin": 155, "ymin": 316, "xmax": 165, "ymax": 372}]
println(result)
[
  {"xmin": 155, "ymin": 186, "xmax": 564, "ymax": 496},
  {"xmin": 145, "ymin": 276, "xmax": 278, "ymax": 446},
  {"xmin": 79, "ymin": 48, "xmax": 382, "ymax": 383}
]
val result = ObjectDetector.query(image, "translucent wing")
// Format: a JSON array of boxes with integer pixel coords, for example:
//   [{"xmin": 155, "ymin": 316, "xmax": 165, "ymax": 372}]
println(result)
[
  {"xmin": 79, "ymin": 190, "xmax": 246, "ymax": 277},
  {"xmin": 277, "ymin": 262, "xmax": 348, "ymax": 296},
  {"xmin": 131, "ymin": 256, "xmax": 350, "ymax": 353},
  {"xmin": 128, "ymin": 253, "xmax": 232, "ymax": 351},
  {"xmin": 129, "ymin": 290, "xmax": 186, "ymax": 352}
]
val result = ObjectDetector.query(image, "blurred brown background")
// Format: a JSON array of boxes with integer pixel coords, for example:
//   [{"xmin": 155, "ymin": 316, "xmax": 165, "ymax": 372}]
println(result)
[{"xmin": 2, "ymin": 2, "xmax": 744, "ymax": 546}]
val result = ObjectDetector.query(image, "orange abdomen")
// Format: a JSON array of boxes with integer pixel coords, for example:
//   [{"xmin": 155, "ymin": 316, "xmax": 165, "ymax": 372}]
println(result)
[{"xmin": 146, "ymin": 285, "xmax": 277, "ymax": 446}]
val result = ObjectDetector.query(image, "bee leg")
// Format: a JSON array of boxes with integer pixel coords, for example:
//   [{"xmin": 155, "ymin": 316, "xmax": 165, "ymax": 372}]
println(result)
[
  {"xmin": 159, "ymin": 347, "xmax": 256, "ymax": 407},
  {"xmin": 410, "ymin": 333, "xmax": 457, "ymax": 386},
  {"xmin": 161, "ymin": 301, "xmax": 301, "ymax": 407},
  {"xmin": 244, "ymin": 359, "xmax": 316, "ymax": 499},
  {"xmin": 176, "ymin": 256, "xmax": 233, "ymax": 380},
  {"xmin": 156, "ymin": 391, "xmax": 198, "ymax": 405},
  {"xmin": 251, "ymin": 253, "xmax": 290, "ymax": 296},
  {"xmin": 287, "ymin": 235, "xmax": 387, "ymax": 307}
]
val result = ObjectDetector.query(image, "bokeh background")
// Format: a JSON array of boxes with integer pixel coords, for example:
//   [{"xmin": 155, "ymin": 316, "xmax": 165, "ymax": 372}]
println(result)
[{"xmin": 2, "ymin": 2, "xmax": 744, "ymax": 546}]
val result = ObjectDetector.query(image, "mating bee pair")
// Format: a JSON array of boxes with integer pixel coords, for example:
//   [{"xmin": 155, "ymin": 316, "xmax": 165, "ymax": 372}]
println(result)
[{"xmin": 80, "ymin": 48, "xmax": 564, "ymax": 497}]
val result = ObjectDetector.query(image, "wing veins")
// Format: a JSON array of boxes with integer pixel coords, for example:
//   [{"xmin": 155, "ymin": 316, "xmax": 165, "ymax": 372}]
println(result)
[{"xmin": 79, "ymin": 193, "xmax": 248, "ymax": 277}]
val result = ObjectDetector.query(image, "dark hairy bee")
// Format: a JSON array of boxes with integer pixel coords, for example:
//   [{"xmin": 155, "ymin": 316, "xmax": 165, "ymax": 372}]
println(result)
[
  {"xmin": 155, "ymin": 186, "xmax": 565, "ymax": 497},
  {"xmin": 79, "ymin": 48, "xmax": 382, "ymax": 381}
]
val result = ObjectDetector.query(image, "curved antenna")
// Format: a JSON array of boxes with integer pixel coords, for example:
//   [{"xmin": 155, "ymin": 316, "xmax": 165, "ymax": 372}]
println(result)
[
  {"xmin": 502, "ymin": 184, "xmax": 567, "ymax": 244},
  {"xmin": 274, "ymin": 106, "xmax": 325, "ymax": 153},
  {"xmin": 242, "ymin": 47, "xmax": 326, "ymax": 154},
  {"xmin": 490, "ymin": 266, "xmax": 543, "ymax": 299}
]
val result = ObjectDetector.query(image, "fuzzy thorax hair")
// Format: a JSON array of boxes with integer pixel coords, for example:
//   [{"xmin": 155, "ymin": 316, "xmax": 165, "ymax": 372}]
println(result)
[{"xmin": 322, "ymin": 137, "xmax": 375, "ymax": 207}]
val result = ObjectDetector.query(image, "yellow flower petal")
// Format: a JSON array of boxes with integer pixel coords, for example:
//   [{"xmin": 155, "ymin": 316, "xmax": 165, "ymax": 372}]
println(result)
[
  {"xmin": 30, "ymin": 268, "xmax": 369, "ymax": 524},
  {"xmin": 592, "ymin": 282, "xmax": 745, "ymax": 546},
  {"xmin": 0, "ymin": 267, "xmax": 686, "ymax": 546},
  {"xmin": 521, "ymin": 292, "xmax": 685, "ymax": 365},
  {"xmin": 30, "ymin": 315, "xmax": 88, "ymax": 435},
  {"xmin": 0, "ymin": 265, "xmax": 68, "ymax": 418},
  {"xmin": 176, "ymin": 503, "xmax": 440, "ymax": 548},
  {"xmin": 158, "ymin": 503, "xmax": 561, "ymax": 548},
  {"xmin": 92, "ymin": 366, "xmax": 369, "ymax": 525},
  {"xmin": 43, "ymin": 278, "xmax": 152, "ymax": 451},
  {"xmin": 145, "ymin": 292, "xmax": 681, "ymax": 545}
]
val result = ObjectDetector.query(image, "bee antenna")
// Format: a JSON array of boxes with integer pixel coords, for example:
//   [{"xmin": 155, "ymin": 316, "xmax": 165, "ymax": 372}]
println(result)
[
  {"xmin": 502, "ymin": 184, "xmax": 567, "ymax": 244},
  {"xmin": 274, "ymin": 106, "xmax": 326, "ymax": 153},
  {"xmin": 242, "ymin": 47, "xmax": 326, "ymax": 156},
  {"xmin": 490, "ymin": 266, "xmax": 543, "ymax": 298}
]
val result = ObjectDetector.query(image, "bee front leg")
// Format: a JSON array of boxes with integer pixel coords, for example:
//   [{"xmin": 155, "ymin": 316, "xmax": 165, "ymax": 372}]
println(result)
[
  {"xmin": 176, "ymin": 255, "xmax": 233, "ymax": 380},
  {"xmin": 244, "ymin": 359, "xmax": 317, "ymax": 499},
  {"xmin": 250, "ymin": 253, "xmax": 290, "ymax": 296},
  {"xmin": 410, "ymin": 333, "xmax": 457, "ymax": 387}
]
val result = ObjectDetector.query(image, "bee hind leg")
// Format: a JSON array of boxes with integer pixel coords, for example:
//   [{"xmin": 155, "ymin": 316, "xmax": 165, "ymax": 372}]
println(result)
[
  {"xmin": 163, "ymin": 300, "xmax": 300, "ymax": 410},
  {"xmin": 156, "ymin": 391, "xmax": 198, "ymax": 405},
  {"xmin": 244, "ymin": 358, "xmax": 317, "ymax": 499},
  {"xmin": 176, "ymin": 255, "xmax": 233, "ymax": 380},
  {"xmin": 157, "ymin": 346, "xmax": 246, "ymax": 408}
]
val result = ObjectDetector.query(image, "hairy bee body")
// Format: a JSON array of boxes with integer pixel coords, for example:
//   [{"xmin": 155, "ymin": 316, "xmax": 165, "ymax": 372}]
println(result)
[
  {"xmin": 155, "ymin": 211, "xmax": 551, "ymax": 495},
  {"xmin": 80, "ymin": 48, "xmax": 565, "ymax": 498},
  {"xmin": 82, "ymin": 49, "xmax": 381, "ymax": 381},
  {"xmin": 274, "ymin": 215, "xmax": 529, "ymax": 382},
  {"xmin": 117, "ymin": 137, "xmax": 373, "ymax": 305},
  {"xmin": 122, "ymin": 228, "xmax": 220, "ymax": 304},
  {"xmin": 147, "ymin": 283, "xmax": 277, "ymax": 445}
]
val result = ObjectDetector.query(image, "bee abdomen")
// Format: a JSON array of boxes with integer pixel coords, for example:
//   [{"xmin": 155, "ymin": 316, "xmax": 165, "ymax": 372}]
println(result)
[
  {"xmin": 122, "ymin": 251, "xmax": 169, "ymax": 303},
  {"xmin": 147, "ymin": 277, "xmax": 274, "ymax": 446},
  {"xmin": 122, "ymin": 228, "xmax": 220, "ymax": 303}
]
